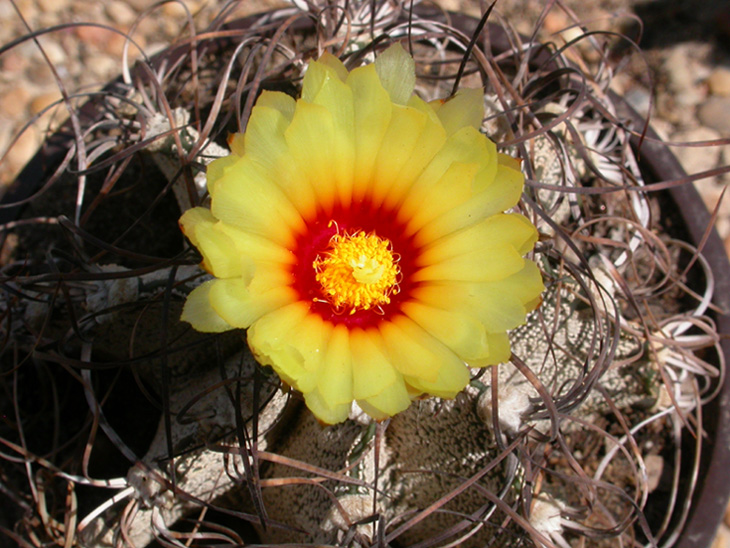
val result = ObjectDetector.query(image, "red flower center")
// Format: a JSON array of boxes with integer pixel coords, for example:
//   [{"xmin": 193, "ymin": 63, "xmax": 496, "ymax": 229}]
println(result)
[{"xmin": 290, "ymin": 199, "xmax": 421, "ymax": 328}]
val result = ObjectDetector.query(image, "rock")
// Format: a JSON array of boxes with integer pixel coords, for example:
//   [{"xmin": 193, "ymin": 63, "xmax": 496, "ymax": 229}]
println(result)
[
  {"xmin": 0, "ymin": 86, "xmax": 32, "ymax": 118},
  {"xmin": 74, "ymin": 24, "xmax": 112, "ymax": 49},
  {"xmin": 30, "ymin": 91, "xmax": 63, "ymax": 116},
  {"xmin": 2, "ymin": 127, "xmax": 41, "ymax": 185},
  {"xmin": 0, "ymin": 50, "xmax": 31, "ymax": 77},
  {"xmin": 35, "ymin": 38, "xmax": 66, "ymax": 66},
  {"xmin": 624, "ymin": 85, "xmax": 652, "ymax": 118},
  {"xmin": 542, "ymin": 10, "xmax": 570, "ymax": 35},
  {"xmin": 671, "ymin": 126, "xmax": 722, "ymax": 181},
  {"xmin": 106, "ymin": 1, "xmax": 138, "ymax": 26},
  {"xmin": 698, "ymin": 96, "xmax": 730, "ymax": 133},
  {"xmin": 644, "ymin": 454, "xmax": 664, "ymax": 492},
  {"xmin": 711, "ymin": 525, "xmax": 729, "ymax": 548},
  {"xmin": 707, "ymin": 67, "xmax": 730, "ymax": 97},
  {"xmin": 665, "ymin": 47, "xmax": 695, "ymax": 94},
  {"xmin": 37, "ymin": 0, "xmax": 70, "ymax": 12}
]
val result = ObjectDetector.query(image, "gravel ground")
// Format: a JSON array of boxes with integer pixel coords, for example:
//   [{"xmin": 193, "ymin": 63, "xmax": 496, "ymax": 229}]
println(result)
[{"xmin": 1, "ymin": 0, "xmax": 729, "ymax": 546}]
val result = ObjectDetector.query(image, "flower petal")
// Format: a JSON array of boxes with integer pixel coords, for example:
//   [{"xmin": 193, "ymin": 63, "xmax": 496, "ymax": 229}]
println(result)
[
  {"xmin": 248, "ymin": 308, "xmax": 332, "ymax": 393},
  {"xmin": 180, "ymin": 280, "xmax": 233, "ymax": 333},
  {"xmin": 206, "ymin": 153, "xmax": 239, "ymax": 196},
  {"xmin": 396, "ymin": 125, "xmax": 497, "ymax": 231},
  {"xmin": 375, "ymin": 43, "xmax": 415, "ymax": 105},
  {"xmin": 285, "ymin": 100, "xmax": 351, "ymax": 214},
  {"xmin": 303, "ymin": 388, "xmax": 351, "ymax": 425},
  {"xmin": 413, "ymin": 244, "xmax": 525, "ymax": 283},
  {"xmin": 302, "ymin": 53, "xmax": 348, "ymax": 101},
  {"xmin": 241, "ymin": 102, "xmax": 316, "ymax": 216},
  {"xmin": 484, "ymin": 259, "xmax": 545, "ymax": 308},
  {"xmin": 316, "ymin": 324, "xmax": 353, "ymax": 407},
  {"xmin": 430, "ymin": 87, "xmax": 485, "ymax": 135},
  {"xmin": 403, "ymin": 350, "xmax": 470, "ymax": 399},
  {"xmin": 415, "ymin": 155, "xmax": 525, "ymax": 243},
  {"xmin": 215, "ymin": 222, "xmax": 295, "ymax": 266},
  {"xmin": 412, "ymin": 279, "xmax": 526, "ymax": 334},
  {"xmin": 210, "ymin": 156, "xmax": 305, "ymax": 246},
  {"xmin": 207, "ymin": 278, "xmax": 296, "ymax": 329},
  {"xmin": 180, "ymin": 207, "xmax": 252, "ymax": 279},
  {"xmin": 371, "ymin": 104, "xmax": 446, "ymax": 208},
  {"xmin": 379, "ymin": 315, "xmax": 466, "ymax": 388},
  {"xmin": 346, "ymin": 64, "xmax": 393, "ymax": 200},
  {"xmin": 357, "ymin": 379, "xmax": 411, "ymax": 421},
  {"xmin": 419, "ymin": 213, "xmax": 538, "ymax": 264},
  {"xmin": 304, "ymin": 58, "xmax": 356, "ymax": 207},
  {"xmin": 401, "ymin": 301, "xmax": 490, "ymax": 363},
  {"xmin": 349, "ymin": 328, "xmax": 399, "ymax": 400},
  {"xmin": 482, "ymin": 332, "xmax": 511, "ymax": 366}
]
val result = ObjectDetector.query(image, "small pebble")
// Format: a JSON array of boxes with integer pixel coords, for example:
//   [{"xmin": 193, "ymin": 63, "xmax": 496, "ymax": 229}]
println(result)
[
  {"xmin": 698, "ymin": 96, "xmax": 730, "ymax": 133},
  {"xmin": 624, "ymin": 86, "xmax": 652, "ymax": 118},
  {"xmin": 0, "ymin": 86, "xmax": 32, "ymax": 118},
  {"xmin": 37, "ymin": 0, "xmax": 70, "ymax": 12},
  {"xmin": 2, "ymin": 127, "xmax": 41, "ymax": 185},
  {"xmin": 671, "ymin": 126, "xmax": 722, "ymax": 180},
  {"xmin": 30, "ymin": 91, "xmax": 63, "ymax": 116},
  {"xmin": 106, "ymin": 1, "xmax": 138, "ymax": 26},
  {"xmin": 711, "ymin": 525, "xmax": 729, "ymax": 548},
  {"xmin": 707, "ymin": 67, "xmax": 730, "ymax": 97}
]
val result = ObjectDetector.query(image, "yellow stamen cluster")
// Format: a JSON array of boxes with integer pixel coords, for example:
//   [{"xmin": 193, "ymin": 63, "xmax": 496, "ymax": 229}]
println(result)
[{"xmin": 313, "ymin": 231, "xmax": 400, "ymax": 313}]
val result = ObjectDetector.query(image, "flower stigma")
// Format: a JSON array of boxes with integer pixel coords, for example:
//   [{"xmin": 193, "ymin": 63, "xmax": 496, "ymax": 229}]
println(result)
[{"xmin": 313, "ymin": 228, "xmax": 400, "ymax": 314}]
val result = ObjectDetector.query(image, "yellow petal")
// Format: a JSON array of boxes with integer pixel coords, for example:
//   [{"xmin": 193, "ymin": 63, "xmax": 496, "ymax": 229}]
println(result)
[
  {"xmin": 419, "ymin": 213, "xmax": 538, "ymax": 265},
  {"xmin": 316, "ymin": 324, "xmax": 353, "ymax": 408},
  {"xmin": 374, "ymin": 43, "xmax": 415, "ymax": 105},
  {"xmin": 400, "ymin": 161, "xmax": 479, "ymax": 236},
  {"xmin": 403, "ymin": 349, "xmax": 470, "ymax": 398},
  {"xmin": 257, "ymin": 90, "xmax": 297, "ymax": 119},
  {"xmin": 346, "ymin": 64, "xmax": 393, "ymax": 200},
  {"xmin": 302, "ymin": 54, "xmax": 348, "ymax": 102},
  {"xmin": 415, "ymin": 160, "xmax": 524, "ymax": 243},
  {"xmin": 396, "ymin": 126, "xmax": 496, "ymax": 231},
  {"xmin": 411, "ymin": 280, "xmax": 526, "ymax": 334},
  {"xmin": 210, "ymin": 156, "xmax": 304, "ymax": 246},
  {"xmin": 246, "ymin": 302, "xmax": 311, "ymax": 386},
  {"xmin": 179, "ymin": 206, "xmax": 215, "ymax": 250},
  {"xmin": 413, "ymin": 244, "xmax": 525, "ymax": 283},
  {"xmin": 379, "ymin": 315, "xmax": 464, "ymax": 384},
  {"xmin": 371, "ymin": 104, "xmax": 447, "ymax": 208},
  {"xmin": 480, "ymin": 332, "xmax": 511, "ymax": 366},
  {"xmin": 242, "ymin": 104, "xmax": 316, "ymax": 216},
  {"xmin": 303, "ymin": 388, "xmax": 351, "ymax": 425},
  {"xmin": 357, "ymin": 379, "xmax": 411, "ymax": 421},
  {"xmin": 285, "ymin": 100, "xmax": 349, "ymax": 213},
  {"xmin": 196, "ymin": 222, "xmax": 255, "ymax": 279},
  {"xmin": 349, "ymin": 328, "xmax": 399, "ymax": 400},
  {"xmin": 207, "ymin": 278, "xmax": 295, "ymax": 329},
  {"xmin": 305, "ymin": 61, "xmax": 356, "ymax": 207},
  {"xmin": 430, "ymin": 87, "xmax": 485, "ymax": 135},
  {"xmin": 215, "ymin": 222, "xmax": 295, "ymax": 266},
  {"xmin": 386, "ymin": 99, "xmax": 449, "ymax": 206},
  {"xmin": 248, "ymin": 308, "xmax": 332, "ymax": 393},
  {"xmin": 180, "ymin": 280, "xmax": 233, "ymax": 333},
  {"xmin": 484, "ymin": 259, "xmax": 545, "ymax": 307},
  {"xmin": 180, "ymin": 208, "xmax": 254, "ymax": 279},
  {"xmin": 206, "ymin": 153, "xmax": 240, "ymax": 196},
  {"xmin": 401, "ymin": 301, "xmax": 490, "ymax": 362}
]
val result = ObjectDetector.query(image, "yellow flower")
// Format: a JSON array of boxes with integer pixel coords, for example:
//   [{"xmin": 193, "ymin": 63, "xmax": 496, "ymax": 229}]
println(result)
[{"xmin": 179, "ymin": 44, "xmax": 544, "ymax": 424}]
